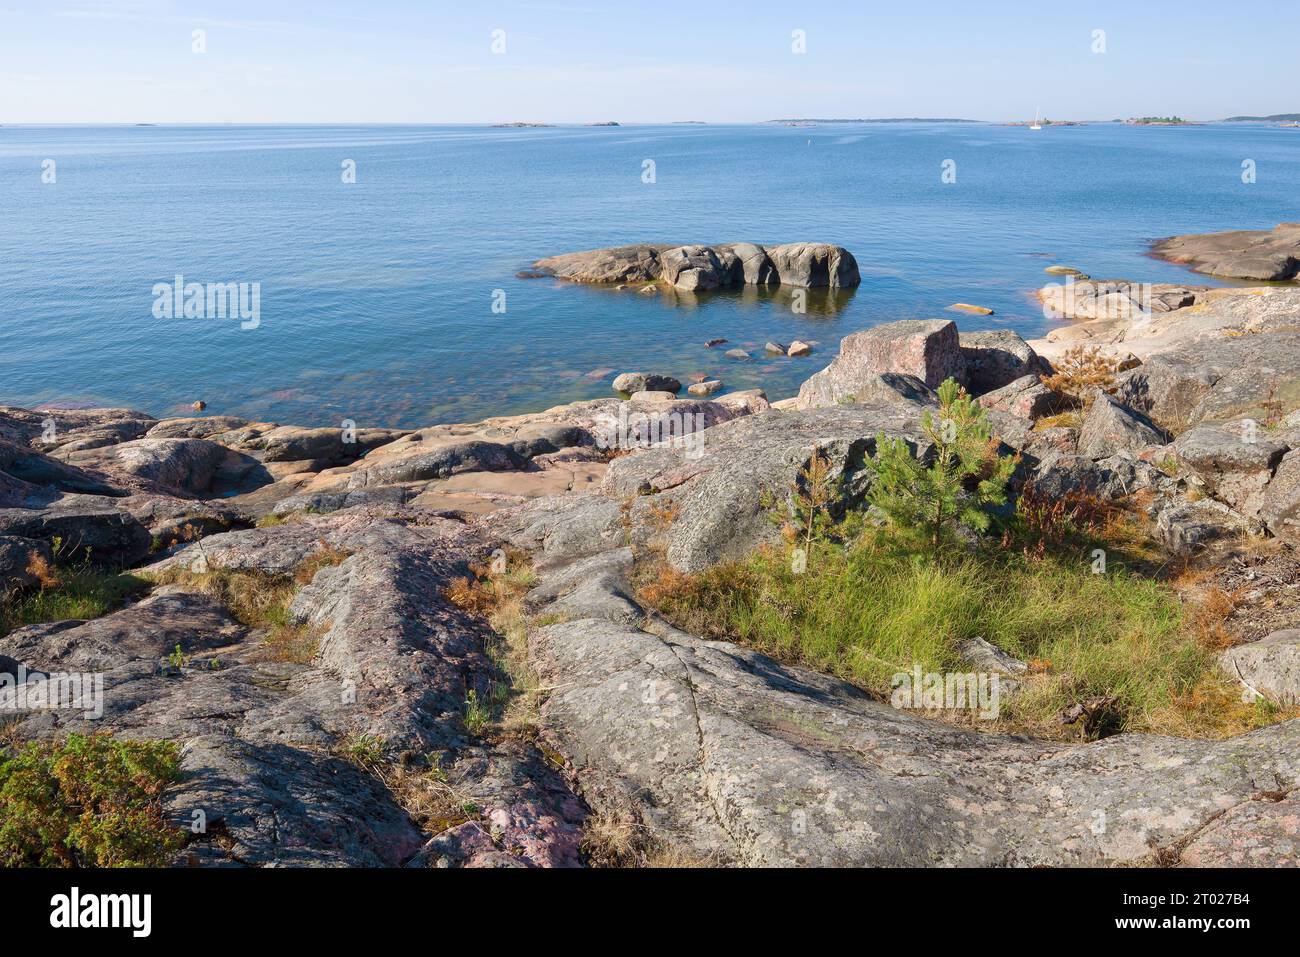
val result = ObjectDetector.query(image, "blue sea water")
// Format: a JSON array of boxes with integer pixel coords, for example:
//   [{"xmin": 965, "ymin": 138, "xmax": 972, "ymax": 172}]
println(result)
[{"xmin": 1, "ymin": 122, "xmax": 1297, "ymax": 428}]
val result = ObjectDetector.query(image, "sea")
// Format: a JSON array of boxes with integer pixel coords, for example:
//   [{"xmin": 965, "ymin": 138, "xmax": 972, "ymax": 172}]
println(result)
[{"xmin": 2, "ymin": 121, "xmax": 1296, "ymax": 427}]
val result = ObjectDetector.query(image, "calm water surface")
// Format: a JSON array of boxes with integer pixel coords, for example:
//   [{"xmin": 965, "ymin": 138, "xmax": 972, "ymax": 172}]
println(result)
[{"xmin": 1, "ymin": 122, "xmax": 1297, "ymax": 427}]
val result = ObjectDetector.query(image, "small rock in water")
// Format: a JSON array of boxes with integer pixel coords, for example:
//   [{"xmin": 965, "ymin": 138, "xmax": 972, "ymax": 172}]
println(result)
[
  {"xmin": 764, "ymin": 341, "xmax": 788, "ymax": 355},
  {"xmin": 705, "ymin": 338, "xmax": 728, "ymax": 348},
  {"xmin": 192, "ymin": 400, "xmax": 207, "ymax": 412},
  {"xmin": 725, "ymin": 348, "xmax": 751, "ymax": 361},
  {"xmin": 612, "ymin": 372, "xmax": 642, "ymax": 394},
  {"xmin": 629, "ymin": 390, "xmax": 677, "ymax": 402},
  {"xmin": 1045, "ymin": 265, "xmax": 1088, "ymax": 278},
  {"xmin": 688, "ymin": 380, "xmax": 724, "ymax": 396},
  {"xmin": 638, "ymin": 284, "xmax": 659, "ymax": 295},
  {"xmin": 947, "ymin": 303, "xmax": 994, "ymax": 316},
  {"xmin": 787, "ymin": 341, "xmax": 812, "ymax": 357},
  {"xmin": 612, "ymin": 372, "xmax": 680, "ymax": 395}
]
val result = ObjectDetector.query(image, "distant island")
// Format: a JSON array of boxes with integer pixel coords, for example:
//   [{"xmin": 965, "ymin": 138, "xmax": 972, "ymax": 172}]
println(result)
[
  {"xmin": 586, "ymin": 121, "xmax": 620, "ymax": 127},
  {"xmin": 1125, "ymin": 116, "xmax": 1199, "ymax": 126},
  {"xmin": 490, "ymin": 122, "xmax": 555, "ymax": 128},
  {"xmin": 1224, "ymin": 113, "xmax": 1300, "ymax": 122},
  {"xmin": 767, "ymin": 117, "xmax": 982, "ymax": 124}
]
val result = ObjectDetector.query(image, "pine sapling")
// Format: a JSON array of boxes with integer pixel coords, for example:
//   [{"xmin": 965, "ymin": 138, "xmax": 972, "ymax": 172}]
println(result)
[{"xmin": 866, "ymin": 378, "xmax": 1017, "ymax": 550}]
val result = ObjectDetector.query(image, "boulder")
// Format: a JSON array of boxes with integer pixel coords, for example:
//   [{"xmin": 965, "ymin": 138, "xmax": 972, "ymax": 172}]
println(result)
[
  {"xmin": 687, "ymin": 380, "xmax": 724, "ymax": 397},
  {"xmin": 718, "ymin": 242, "xmax": 776, "ymax": 284},
  {"xmin": 628, "ymin": 391, "xmax": 678, "ymax": 402},
  {"xmin": 531, "ymin": 243, "xmax": 860, "ymax": 289},
  {"xmin": 1221, "ymin": 629, "xmax": 1300, "ymax": 704},
  {"xmin": 342, "ymin": 440, "xmax": 527, "ymax": 488},
  {"xmin": 1076, "ymin": 392, "xmax": 1167, "ymax": 460},
  {"xmin": 978, "ymin": 375, "xmax": 1065, "ymax": 420},
  {"xmin": 612, "ymin": 373, "xmax": 681, "ymax": 395},
  {"xmin": 57, "ymin": 437, "xmax": 262, "ymax": 497},
  {"xmin": 0, "ymin": 439, "xmax": 123, "ymax": 497},
  {"xmin": 533, "ymin": 244, "xmax": 669, "ymax": 283},
  {"xmin": 846, "ymin": 373, "xmax": 938, "ymax": 408},
  {"xmin": 1039, "ymin": 280, "xmax": 1197, "ymax": 322},
  {"xmin": 1155, "ymin": 499, "xmax": 1247, "ymax": 554},
  {"xmin": 787, "ymin": 341, "xmax": 812, "ymax": 357},
  {"xmin": 1, "ymin": 406, "xmax": 155, "ymax": 454},
  {"xmin": 146, "ymin": 416, "xmax": 251, "ymax": 440},
  {"xmin": 959, "ymin": 330, "xmax": 1045, "ymax": 394},
  {"xmin": 764, "ymin": 242, "xmax": 861, "ymax": 288},
  {"xmin": 796, "ymin": 320, "xmax": 964, "ymax": 409},
  {"xmin": 252, "ymin": 426, "xmax": 405, "ymax": 464},
  {"xmin": 1261, "ymin": 449, "xmax": 1300, "ymax": 543},
  {"xmin": 106, "ymin": 438, "xmax": 235, "ymax": 493},
  {"xmin": 1172, "ymin": 421, "xmax": 1289, "ymax": 516},
  {"xmin": 658, "ymin": 245, "xmax": 735, "ymax": 291}
]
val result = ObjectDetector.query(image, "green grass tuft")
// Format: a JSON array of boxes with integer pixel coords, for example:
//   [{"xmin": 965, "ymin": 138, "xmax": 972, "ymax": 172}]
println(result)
[{"xmin": 647, "ymin": 540, "xmax": 1273, "ymax": 739}]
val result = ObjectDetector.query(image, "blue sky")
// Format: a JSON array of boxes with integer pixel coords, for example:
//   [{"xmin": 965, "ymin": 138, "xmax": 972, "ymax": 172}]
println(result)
[{"xmin": 1, "ymin": 0, "xmax": 1296, "ymax": 123}]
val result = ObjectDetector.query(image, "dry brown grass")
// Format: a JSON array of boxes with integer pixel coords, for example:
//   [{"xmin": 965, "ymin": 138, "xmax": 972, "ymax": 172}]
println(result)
[
  {"xmin": 23, "ymin": 550, "xmax": 58, "ymax": 588},
  {"xmin": 148, "ymin": 544, "xmax": 350, "ymax": 664},
  {"xmin": 580, "ymin": 811, "xmax": 719, "ymax": 868},
  {"xmin": 1040, "ymin": 345, "xmax": 1120, "ymax": 403},
  {"xmin": 1189, "ymin": 585, "xmax": 1244, "ymax": 651},
  {"xmin": 1145, "ymin": 672, "xmax": 1300, "ymax": 738},
  {"xmin": 1032, "ymin": 410, "xmax": 1084, "ymax": 430},
  {"xmin": 441, "ymin": 548, "xmax": 542, "ymax": 732}
]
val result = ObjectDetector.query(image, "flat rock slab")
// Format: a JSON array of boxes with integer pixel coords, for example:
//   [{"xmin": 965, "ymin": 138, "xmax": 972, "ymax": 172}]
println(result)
[
  {"xmin": 1153, "ymin": 223, "xmax": 1300, "ymax": 282},
  {"xmin": 530, "ymin": 614, "xmax": 1300, "ymax": 866},
  {"xmin": 4, "ymin": 508, "xmax": 588, "ymax": 866},
  {"xmin": 1116, "ymin": 330, "xmax": 1300, "ymax": 434}
]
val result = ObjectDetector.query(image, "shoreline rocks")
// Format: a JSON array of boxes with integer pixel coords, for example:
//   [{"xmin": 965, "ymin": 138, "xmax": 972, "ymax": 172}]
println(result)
[{"xmin": 8, "ymin": 224, "xmax": 1300, "ymax": 869}]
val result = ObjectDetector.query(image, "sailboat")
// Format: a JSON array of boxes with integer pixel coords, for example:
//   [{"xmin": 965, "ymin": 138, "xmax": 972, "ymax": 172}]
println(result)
[{"xmin": 1029, "ymin": 108, "xmax": 1042, "ymax": 131}]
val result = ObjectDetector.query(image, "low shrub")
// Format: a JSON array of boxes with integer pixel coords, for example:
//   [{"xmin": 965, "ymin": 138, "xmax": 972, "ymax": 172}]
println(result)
[{"xmin": 0, "ymin": 733, "xmax": 184, "ymax": 867}]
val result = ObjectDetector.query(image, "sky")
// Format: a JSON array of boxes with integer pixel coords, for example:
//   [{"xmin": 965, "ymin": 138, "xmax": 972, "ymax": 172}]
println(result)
[{"xmin": 1, "ymin": 0, "xmax": 1297, "ymax": 124}]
